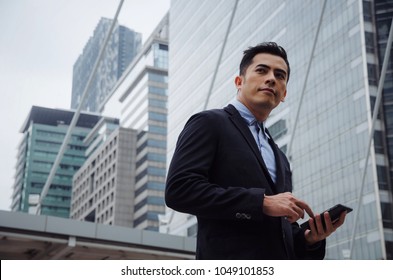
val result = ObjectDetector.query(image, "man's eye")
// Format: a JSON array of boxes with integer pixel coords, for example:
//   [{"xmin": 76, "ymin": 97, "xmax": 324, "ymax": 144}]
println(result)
[{"xmin": 276, "ymin": 73, "xmax": 285, "ymax": 79}]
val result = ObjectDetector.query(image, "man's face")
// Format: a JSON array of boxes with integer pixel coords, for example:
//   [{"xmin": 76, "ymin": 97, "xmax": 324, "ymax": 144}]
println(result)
[{"xmin": 235, "ymin": 53, "xmax": 288, "ymax": 118}]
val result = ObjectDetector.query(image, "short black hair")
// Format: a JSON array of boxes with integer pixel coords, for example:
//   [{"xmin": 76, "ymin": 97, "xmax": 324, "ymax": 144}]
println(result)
[{"xmin": 239, "ymin": 42, "xmax": 290, "ymax": 82}]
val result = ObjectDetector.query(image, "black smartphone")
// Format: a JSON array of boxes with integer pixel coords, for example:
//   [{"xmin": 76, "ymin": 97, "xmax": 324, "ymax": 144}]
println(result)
[{"xmin": 300, "ymin": 204, "xmax": 352, "ymax": 230}]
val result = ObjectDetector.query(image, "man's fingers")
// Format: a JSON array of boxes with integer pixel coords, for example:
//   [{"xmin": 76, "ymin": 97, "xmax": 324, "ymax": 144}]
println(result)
[
  {"xmin": 295, "ymin": 200, "xmax": 314, "ymax": 219},
  {"xmin": 323, "ymin": 212, "xmax": 333, "ymax": 232},
  {"xmin": 295, "ymin": 206, "xmax": 305, "ymax": 220},
  {"xmin": 271, "ymin": 193, "xmax": 316, "ymax": 223},
  {"xmin": 314, "ymin": 214, "xmax": 325, "ymax": 234},
  {"xmin": 308, "ymin": 217, "xmax": 316, "ymax": 233},
  {"xmin": 333, "ymin": 211, "xmax": 346, "ymax": 229}
]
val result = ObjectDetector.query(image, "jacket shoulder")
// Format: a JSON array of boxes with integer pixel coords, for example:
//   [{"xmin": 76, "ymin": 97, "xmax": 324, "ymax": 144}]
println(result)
[
  {"xmin": 185, "ymin": 108, "xmax": 230, "ymax": 126},
  {"xmin": 188, "ymin": 104, "xmax": 237, "ymax": 122}
]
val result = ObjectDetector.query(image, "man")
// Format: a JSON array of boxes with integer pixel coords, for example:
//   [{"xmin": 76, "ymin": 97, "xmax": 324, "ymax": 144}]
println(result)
[{"xmin": 165, "ymin": 42, "xmax": 346, "ymax": 259}]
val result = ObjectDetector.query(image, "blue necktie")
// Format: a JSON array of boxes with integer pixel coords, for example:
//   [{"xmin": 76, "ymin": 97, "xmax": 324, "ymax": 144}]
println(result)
[{"xmin": 255, "ymin": 122, "xmax": 276, "ymax": 183}]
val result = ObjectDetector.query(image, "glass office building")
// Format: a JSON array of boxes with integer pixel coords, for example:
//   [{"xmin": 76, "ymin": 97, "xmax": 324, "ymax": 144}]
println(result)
[
  {"xmin": 163, "ymin": 0, "xmax": 393, "ymax": 259},
  {"xmin": 11, "ymin": 106, "xmax": 101, "ymax": 218},
  {"xmin": 71, "ymin": 18, "xmax": 142, "ymax": 113},
  {"xmin": 101, "ymin": 14, "xmax": 169, "ymax": 231}
]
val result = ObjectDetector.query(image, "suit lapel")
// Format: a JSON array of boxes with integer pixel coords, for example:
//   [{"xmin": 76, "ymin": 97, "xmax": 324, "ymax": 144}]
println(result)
[
  {"xmin": 224, "ymin": 105, "xmax": 277, "ymax": 190},
  {"xmin": 224, "ymin": 104, "xmax": 288, "ymax": 193}
]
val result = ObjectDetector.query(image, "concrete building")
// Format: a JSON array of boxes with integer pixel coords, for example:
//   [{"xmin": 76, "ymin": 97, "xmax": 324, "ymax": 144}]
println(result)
[
  {"xmin": 71, "ymin": 17, "xmax": 142, "ymax": 112},
  {"xmin": 162, "ymin": 0, "xmax": 393, "ymax": 259},
  {"xmin": 70, "ymin": 117, "xmax": 139, "ymax": 228},
  {"xmin": 11, "ymin": 106, "xmax": 101, "ymax": 218}
]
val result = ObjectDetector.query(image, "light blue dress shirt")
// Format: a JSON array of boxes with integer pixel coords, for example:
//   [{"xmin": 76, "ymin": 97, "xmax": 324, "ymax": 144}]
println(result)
[{"xmin": 230, "ymin": 98, "xmax": 277, "ymax": 183}]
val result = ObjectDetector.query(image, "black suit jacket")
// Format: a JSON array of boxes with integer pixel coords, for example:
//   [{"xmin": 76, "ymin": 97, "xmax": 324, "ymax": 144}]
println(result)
[{"xmin": 165, "ymin": 104, "xmax": 325, "ymax": 259}]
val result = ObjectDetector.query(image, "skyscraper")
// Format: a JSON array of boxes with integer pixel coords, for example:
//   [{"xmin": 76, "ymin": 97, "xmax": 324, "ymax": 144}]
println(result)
[
  {"xmin": 163, "ymin": 0, "xmax": 393, "ymax": 259},
  {"xmin": 11, "ymin": 106, "xmax": 101, "ymax": 218},
  {"xmin": 373, "ymin": 0, "xmax": 393, "ymax": 236},
  {"xmin": 71, "ymin": 18, "xmax": 142, "ymax": 113},
  {"xmin": 100, "ymin": 13, "xmax": 169, "ymax": 231}
]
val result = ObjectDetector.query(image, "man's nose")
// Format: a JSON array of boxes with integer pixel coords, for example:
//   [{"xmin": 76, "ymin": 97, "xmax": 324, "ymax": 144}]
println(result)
[{"xmin": 265, "ymin": 71, "xmax": 276, "ymax": 84}]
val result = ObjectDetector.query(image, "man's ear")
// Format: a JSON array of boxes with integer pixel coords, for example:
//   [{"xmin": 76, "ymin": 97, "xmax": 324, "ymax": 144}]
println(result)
[
  {"xmin": 234, "ymin": 76, "xmax": 242, "ymax": 90},
  {"xmin": 281, "ymin": 90, "xmax": 287, "ymax": 102}
]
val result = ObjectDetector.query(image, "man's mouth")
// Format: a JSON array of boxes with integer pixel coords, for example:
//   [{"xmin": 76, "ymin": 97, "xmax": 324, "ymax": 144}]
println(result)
[{"xmin": 258, "ymin": 87, "xmax": 276, "ymax": 95}]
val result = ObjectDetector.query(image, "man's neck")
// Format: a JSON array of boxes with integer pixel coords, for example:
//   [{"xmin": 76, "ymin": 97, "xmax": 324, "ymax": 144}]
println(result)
[{"xmin": 236, "ymin": 97, "xmax": 270, "ymax": 122}]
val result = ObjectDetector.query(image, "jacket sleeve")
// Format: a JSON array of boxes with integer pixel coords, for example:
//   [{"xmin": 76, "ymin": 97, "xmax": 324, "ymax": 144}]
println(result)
[
  {"xmin": 165, "ymin": 111, "xmax": 266, "ymax": 221},
  {"xmin": 292, "ymin": 223, "xmax": 326, "ymax": 259}
]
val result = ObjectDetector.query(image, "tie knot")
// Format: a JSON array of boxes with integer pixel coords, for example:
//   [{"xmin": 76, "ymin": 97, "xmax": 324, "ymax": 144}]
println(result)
[
  {"xmin": 254, "ymin": 121, "xmax": 264, "ymax": 133},
  {"xmin": 255, "ymin": 121, "xmax": 270, "ymax": 141}
]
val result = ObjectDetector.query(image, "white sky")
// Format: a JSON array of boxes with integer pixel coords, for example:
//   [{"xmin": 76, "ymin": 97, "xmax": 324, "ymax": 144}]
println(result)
[{"xmin": 0, "ymin": 0, "xmax": 170, "ymax": 211}]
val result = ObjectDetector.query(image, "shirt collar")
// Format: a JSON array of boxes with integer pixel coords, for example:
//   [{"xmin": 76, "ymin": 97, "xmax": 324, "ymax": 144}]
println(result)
[
  {"xmin": 230, "ymin": 98, "xmax": 266, "ymax": 126},
  {"xmin": 230, "ymin": 98, "xmax": 256, "ymax": 125},
  {"xmin": 230, "ymin": 98, "xmax": 270, "ymax": 139}
]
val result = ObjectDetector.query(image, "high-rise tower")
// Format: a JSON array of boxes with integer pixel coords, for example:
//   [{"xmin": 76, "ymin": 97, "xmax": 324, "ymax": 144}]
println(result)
[
  {"xmin": 68, "ymin": 14, "xmax": 168, "ymax": 232},
  {"xmin": 71, "ymin": 18, "xmax": 141, "ymax": 113},
  {"xmin": 11, "ymin": 106, "xmax": 101, "ymax": 218}
]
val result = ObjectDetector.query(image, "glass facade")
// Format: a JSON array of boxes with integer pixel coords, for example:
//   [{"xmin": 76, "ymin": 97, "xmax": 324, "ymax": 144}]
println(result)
[
  {"xmin": 165, "ymin": 0, "xmax": 393, "ymax": 259},
  {"xmin": 71, "ymin": 18, "xmax": 142, "ymax": 113},
  {"xmin": 11, "ymin": 106, "xmax": 100, "ymax": 218},
  {"xmin": 128, "ymin": 42, "xmax": 168, "ymax": 231},
  {"xmin": 374, "ymin": 0, "xmax": 393, "ymax": 257},
  {"xmin": 101, "ymin": 14, "xmax": 169, "ymax": 231}
]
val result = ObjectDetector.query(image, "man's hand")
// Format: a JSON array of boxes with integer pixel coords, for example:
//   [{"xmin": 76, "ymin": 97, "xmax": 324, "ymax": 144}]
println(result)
[
  {"xmin": 262, "ymin": 192, "xmax": 314, "ymax": 223},
  {"xmin": 304, "ymin": 211, "xmax": 347, "ymax": 245}
]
